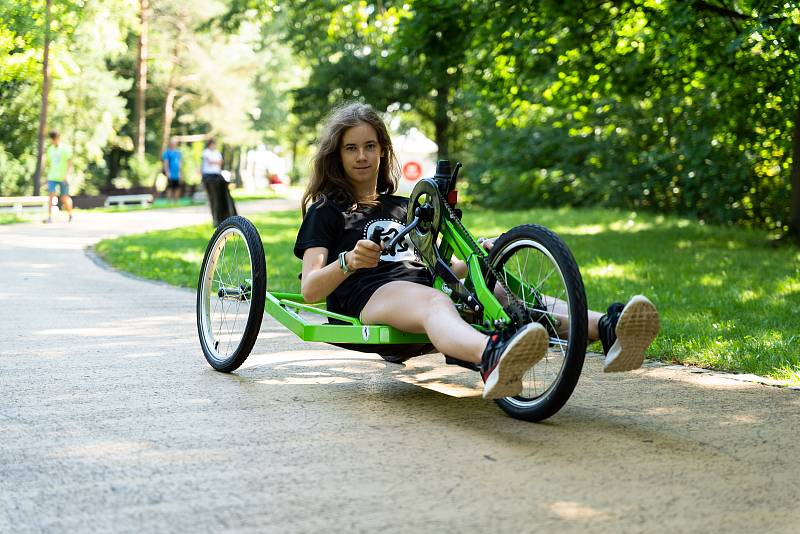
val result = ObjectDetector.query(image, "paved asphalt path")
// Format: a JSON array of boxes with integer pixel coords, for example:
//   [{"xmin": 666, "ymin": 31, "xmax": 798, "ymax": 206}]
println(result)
[{"xmin": 1, "ymin": 202, "xmax": 799, "ymax": 533}]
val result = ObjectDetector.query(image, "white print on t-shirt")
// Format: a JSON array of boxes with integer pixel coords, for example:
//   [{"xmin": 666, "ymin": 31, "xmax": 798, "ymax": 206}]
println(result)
[{"xmin": 363, "ymin": 219, "xmax": 419, "ymax": 262}]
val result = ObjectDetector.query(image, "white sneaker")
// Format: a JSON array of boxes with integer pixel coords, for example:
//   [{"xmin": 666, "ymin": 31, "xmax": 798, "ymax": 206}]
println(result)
[
  {"xmin": 481, "ymin": 323, "xmax": 549, "ymax": 399},
  {"xmin": 601, "ymin": 295, "xmax": 660, "ymax": 373}
]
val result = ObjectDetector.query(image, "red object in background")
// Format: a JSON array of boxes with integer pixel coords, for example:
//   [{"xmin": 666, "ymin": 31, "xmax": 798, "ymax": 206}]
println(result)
[
  {"xmin": 402, "ymin": 161, "xmax": 422, "ymax": 181},
  {"xmin": 268, "ymin": 174, "xmax": 283, "ymax": 185}
]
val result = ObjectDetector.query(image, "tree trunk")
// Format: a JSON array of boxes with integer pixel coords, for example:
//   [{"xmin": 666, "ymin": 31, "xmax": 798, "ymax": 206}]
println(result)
[
  {"xmin": 789, "ymin": 97, "xmax": 800, "ymax": 243},
  {"xmin": 291, "ymin": 137, "xmax": 298, "ymax": 185},
  {"xmin": 235, "ymin": 147, "xmax": 243, "ymax": 187},
  {"xmin": 160, "ymin": 36, "xmax": 183, "ymax": 154},
  {"xmin": 32, "ymin": 0, "xmax": 53, "ymax": 196},
  {"xmin": 161, "ymin": 86, "xmax": 176, "ymax": 155},
  {"xmin": 134, "ymin": 0, "xmax": 149, "ymax": 158},
  {"xmin": 433, "ymin": 83, "xmax": 450, "ymax": 162}
]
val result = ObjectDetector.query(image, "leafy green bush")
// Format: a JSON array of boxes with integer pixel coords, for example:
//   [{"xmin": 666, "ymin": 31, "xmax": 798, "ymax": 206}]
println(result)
[
  {"xmin": 466, "ymin": 108, "xmax": 791, "ymax": 234},
  {"xmin": 117, "ymin": 155, "xmax": 161, "ymax": 188},
  {"xmin": 0, "ymin": 145, "xmax": 30, "ymax": 196}
]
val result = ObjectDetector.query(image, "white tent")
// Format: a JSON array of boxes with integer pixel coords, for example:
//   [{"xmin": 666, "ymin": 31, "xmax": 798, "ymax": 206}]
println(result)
[{"xmin": 392, "ymin": 127, "xmax": 438, "ymax": 196}]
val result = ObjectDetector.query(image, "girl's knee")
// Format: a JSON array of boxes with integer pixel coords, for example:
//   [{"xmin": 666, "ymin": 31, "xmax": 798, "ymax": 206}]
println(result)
[{"xmin": 427, "ymin": 290, "xmax": 456, "ymax": 311}]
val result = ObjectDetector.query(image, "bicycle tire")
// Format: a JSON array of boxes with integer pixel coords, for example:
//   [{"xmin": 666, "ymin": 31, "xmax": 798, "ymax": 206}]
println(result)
[
  {"xmin": 197, "ymin": 216, "xmax": 267, "ymax": 372},
  {"xmin": 488, "ymin": 224, "xmax": 587, "ymax": 421}
]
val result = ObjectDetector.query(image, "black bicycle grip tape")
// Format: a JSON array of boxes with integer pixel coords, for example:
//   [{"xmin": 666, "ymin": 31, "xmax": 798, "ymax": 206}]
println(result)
[{"xmin": 369, "ymin": 226, "xmax": 384, "ymax": 247}]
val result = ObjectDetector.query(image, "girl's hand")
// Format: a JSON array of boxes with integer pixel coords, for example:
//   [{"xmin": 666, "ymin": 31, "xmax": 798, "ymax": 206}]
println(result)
[
  {"xmin": 478, "ymin": 237, "xmax": 497, "ymax": 251},
  {"xmin": 345, "ymin": 239, "xmax": 383, "ymax": 270}
]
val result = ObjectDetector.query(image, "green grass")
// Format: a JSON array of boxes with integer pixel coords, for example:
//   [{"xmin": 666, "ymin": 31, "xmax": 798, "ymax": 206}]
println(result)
[
  {"xmin": 94, "ymin": 206, "xmax": 800, "ymax": 383},
  {"xmin": 0, "ymin": 213, "xmax": 24, "ymax": 225},
  {"xmin": 230, "ymin": 188, "xmax": 284, "ymax": 201},
  {"xmin": 81, "ymin": 198, "xmax": 198, "ymax": 214}
]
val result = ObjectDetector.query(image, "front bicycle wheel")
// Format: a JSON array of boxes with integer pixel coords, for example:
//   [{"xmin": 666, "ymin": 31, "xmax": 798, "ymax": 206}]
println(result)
[
  {"xmin": 488, "ymin": 224, "xmax": 587, "ymax": 421},
  {"xmin": 197, "ymin": 216, "xmax": 266, "ymax": 372}
]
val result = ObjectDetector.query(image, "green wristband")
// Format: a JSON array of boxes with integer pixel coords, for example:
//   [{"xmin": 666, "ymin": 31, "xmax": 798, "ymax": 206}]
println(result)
[{"xmin": 338, "ymin": 250, "xmax": 350, "ymax": 273}]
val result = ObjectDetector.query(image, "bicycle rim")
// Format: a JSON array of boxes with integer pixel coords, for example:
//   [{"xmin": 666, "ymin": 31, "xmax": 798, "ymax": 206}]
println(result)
[
  {"xmin": 198, "ymin": 226, "xmax": 255, "ymax": 364},
  {"xmin": 492, "ymin": 238, "xmax": 575, "ymax": 405}
]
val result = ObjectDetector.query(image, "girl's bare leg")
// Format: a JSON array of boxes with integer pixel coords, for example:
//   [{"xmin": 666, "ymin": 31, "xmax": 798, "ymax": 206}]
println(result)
[
  {"xmin": 360, "ymin": 281, "xmax": 487, "ymax": 364},
  {"xmin": 479, "ymin": 240, "xmax": 604, "ymax": 340},
  {"xmin": 492, "ymin": 285, "xmax": 603, "ymax": 340}
]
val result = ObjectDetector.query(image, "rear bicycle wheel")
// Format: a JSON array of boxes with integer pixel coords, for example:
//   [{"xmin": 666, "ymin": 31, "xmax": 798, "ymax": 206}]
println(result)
[
  {"xmin": 488, "ymin": 224, "xmax": 587, "ymax": 421},
  {"xmin": 197, "ymin": 216, "xmax": 266, "ymax": 372}
]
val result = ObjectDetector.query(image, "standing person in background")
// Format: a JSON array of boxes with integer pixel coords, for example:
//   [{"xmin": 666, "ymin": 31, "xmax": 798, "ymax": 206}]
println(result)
[
  {"xmin": 201, "ymin": 138, "xmax": 236, "ymax": 226},
  {"xmin": 44, "ymin": 130, "xmax": 74, "ymax": 224},
  {"xmin": 161, "ymin": 138, "xmax": 183, "ymax": 204}
]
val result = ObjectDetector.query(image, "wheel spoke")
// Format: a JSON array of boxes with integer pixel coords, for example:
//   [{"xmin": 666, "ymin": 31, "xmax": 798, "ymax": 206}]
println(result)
[
  {"xmin": 197, "ymin": 218, "xmax": 265, "ymax": 374},
  {"xmin": 497, "ymin": 239, "xmax": 571, "ymax": 401},
  {"xmin": 201, "ymin": 227, "xmax": 255, "ymax": 362}
]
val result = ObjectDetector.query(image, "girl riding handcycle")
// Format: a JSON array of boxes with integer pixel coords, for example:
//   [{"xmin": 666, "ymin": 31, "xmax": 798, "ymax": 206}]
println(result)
[{"xmin": 197, "ymin": 102, "xmax": 660, "ymax": 422}]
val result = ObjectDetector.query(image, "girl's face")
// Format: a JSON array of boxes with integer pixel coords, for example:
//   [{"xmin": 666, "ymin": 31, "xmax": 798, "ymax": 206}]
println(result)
[{"xmin": 339, "ymin": 123, "xmax": 383, "ymax": 195}]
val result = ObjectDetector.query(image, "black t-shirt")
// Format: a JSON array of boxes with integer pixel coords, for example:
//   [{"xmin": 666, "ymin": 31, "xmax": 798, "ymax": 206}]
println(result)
[{"xmin": 294, "ymin": 194, "xmax": 432, "ymax": 316}]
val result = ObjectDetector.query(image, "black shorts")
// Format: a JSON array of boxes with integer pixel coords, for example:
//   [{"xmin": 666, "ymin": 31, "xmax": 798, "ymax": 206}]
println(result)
[
  {"xmin": 342, "ymin": 269, "xmax": 434, "ymax": 321},
  {"xmin": 166, "ymin": 179, "xmax": 180, "ymax": 190},
  {"xmin": 328, "ymin": 270, "xmax": 435, "ymax": 364}
]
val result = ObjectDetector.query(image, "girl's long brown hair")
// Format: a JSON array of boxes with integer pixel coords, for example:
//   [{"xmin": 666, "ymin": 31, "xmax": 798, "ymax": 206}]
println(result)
[{"xmin": 301, "ymin": 102, "xmax": 400, "ymax": 215}]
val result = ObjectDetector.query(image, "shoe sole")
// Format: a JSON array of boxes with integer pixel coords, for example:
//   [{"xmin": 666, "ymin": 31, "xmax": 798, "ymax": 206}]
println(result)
[
  {"xmin": 603, "ymin": 295, "xmax": 660, "ymax": 373},
  {"xmin": 483, "ymin": 323, "xmax": 549, "ymax": 399}
]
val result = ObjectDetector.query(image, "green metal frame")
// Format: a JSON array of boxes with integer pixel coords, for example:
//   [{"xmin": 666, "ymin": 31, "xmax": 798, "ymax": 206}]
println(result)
[
  {"xmin": 262, "ymin": 199, "xmax": 541, "ymax": 346},
  {"xmin": 265, "ymin": 291, "xmax": 431, "ymax": 345}
]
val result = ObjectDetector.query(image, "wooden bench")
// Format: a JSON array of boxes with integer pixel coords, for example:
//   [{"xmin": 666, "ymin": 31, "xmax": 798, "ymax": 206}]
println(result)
[
  {"xmin": 0, "ymin": 196, "xmax": 50, "ymax": 216},
  {"xmin": 104, "ymin": 194, "xmax": 154, "ymax": 208}
]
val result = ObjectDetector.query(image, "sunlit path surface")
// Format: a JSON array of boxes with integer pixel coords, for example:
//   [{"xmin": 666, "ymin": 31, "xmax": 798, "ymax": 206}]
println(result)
[{"xmin": 1, "ymin": 203, "xmax": 798, "ymax": 533}]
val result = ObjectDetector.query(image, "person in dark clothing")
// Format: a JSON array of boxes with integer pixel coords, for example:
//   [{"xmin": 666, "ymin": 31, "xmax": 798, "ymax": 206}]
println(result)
[{"xmin": 201, "ymin": 139, "xmax": 237, "ymax": 226}]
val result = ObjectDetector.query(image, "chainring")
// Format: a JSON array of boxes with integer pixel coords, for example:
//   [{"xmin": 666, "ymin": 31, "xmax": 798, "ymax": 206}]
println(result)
[
  {"xmin": 406, "ymin": 177, "xmax": 531, "ymax": 330},
  {"xmin": 407, "ymin": 178, "xmax": 443, "ymax": 267}
]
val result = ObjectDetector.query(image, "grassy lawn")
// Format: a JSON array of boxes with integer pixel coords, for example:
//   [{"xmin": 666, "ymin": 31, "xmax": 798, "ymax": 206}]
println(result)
[
  {"xmin": 94, "ymin": 206, "xmax": 800, "ymax": 383},
  {"xmin": 230, "ymin": 188, "xmax": 285, "ymax": 201},
  {"xmin": 0, "ymin": 213, "xmax": 24, "ymax": 225},
  {"xmin": 82, "ymin": 198, "xmax": 201, "ymax": 214}
]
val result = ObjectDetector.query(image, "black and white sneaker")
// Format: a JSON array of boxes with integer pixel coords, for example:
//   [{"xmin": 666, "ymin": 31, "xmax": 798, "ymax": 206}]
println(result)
[
  {"xmin": 598, "ymin": 295, "xmax": 660, "ymax": 373},
  {"xmin": 480, "ymin": 323, "xmax": 549, "ymax": 399}
]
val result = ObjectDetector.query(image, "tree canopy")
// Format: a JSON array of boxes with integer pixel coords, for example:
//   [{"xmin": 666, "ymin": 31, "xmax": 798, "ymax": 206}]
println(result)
[{"xmin": 1, "ymin": 0, "xmax": 798, "ymax": 240}]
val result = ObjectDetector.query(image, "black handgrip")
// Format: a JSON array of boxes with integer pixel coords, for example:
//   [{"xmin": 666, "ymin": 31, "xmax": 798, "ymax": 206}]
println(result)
[{"xmin": 369, "ymin": 226, "xmax": 384, "ymax": 247}]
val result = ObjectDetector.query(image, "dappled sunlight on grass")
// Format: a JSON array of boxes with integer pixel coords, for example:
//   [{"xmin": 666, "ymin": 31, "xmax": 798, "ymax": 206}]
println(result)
[
  {"xmin": 0, "ymin": 213, "xmax": 24, "ymax": 225},
  {"xmin": 550, "ymin": 219, "xmax": 658, "ymax": 236},
  {"xmin": 777, "ymin": 276, "xmax": 800, "ymax": 297},
  {"xmin": 607, "ymin": 217, "xmax": 656, "ymax": 232},
  {"xmin": 554, "ymin": 224, "xmax": 605, "ymax": 235},
  {"xmin": 699, "ymin": 274, "xmax": 724, "ymax": 287},
  {"xmin": 583, "ymin": 262, "xmax": 641, "ymax": 282},
  {"xmin": 773, "ymin": 365, "xmax": 800, "ymax": 384},
  {"xmin": 738, "ymin": 289, "xmax": 760, "ymax": 303}
]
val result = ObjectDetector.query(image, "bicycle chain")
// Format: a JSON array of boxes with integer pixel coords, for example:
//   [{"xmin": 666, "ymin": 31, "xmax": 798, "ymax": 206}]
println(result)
[{"xmin": 441, "ymin": 201, "xmax": 530, "ymax": 329}]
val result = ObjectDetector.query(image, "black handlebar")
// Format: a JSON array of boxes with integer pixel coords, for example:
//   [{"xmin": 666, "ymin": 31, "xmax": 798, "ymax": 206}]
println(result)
[
  {"xmin": 369, "ymin": 226, "xmax": 384, "ymax": 247},
  {"xmin": 384, "ymin": 215, "xmax": 421, "ymax": 255}
]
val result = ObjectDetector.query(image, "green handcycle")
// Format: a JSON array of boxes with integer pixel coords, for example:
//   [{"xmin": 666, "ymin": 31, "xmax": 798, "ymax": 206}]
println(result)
[{"xmin": 196, "ymin": 161, "xmax": 588, "ymax": 421}]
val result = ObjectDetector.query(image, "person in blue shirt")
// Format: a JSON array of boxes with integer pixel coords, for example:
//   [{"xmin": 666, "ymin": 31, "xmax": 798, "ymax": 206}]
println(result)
[{"xmin": 161, "ymin": 138, "xmax": 183, "ymax": 203}]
